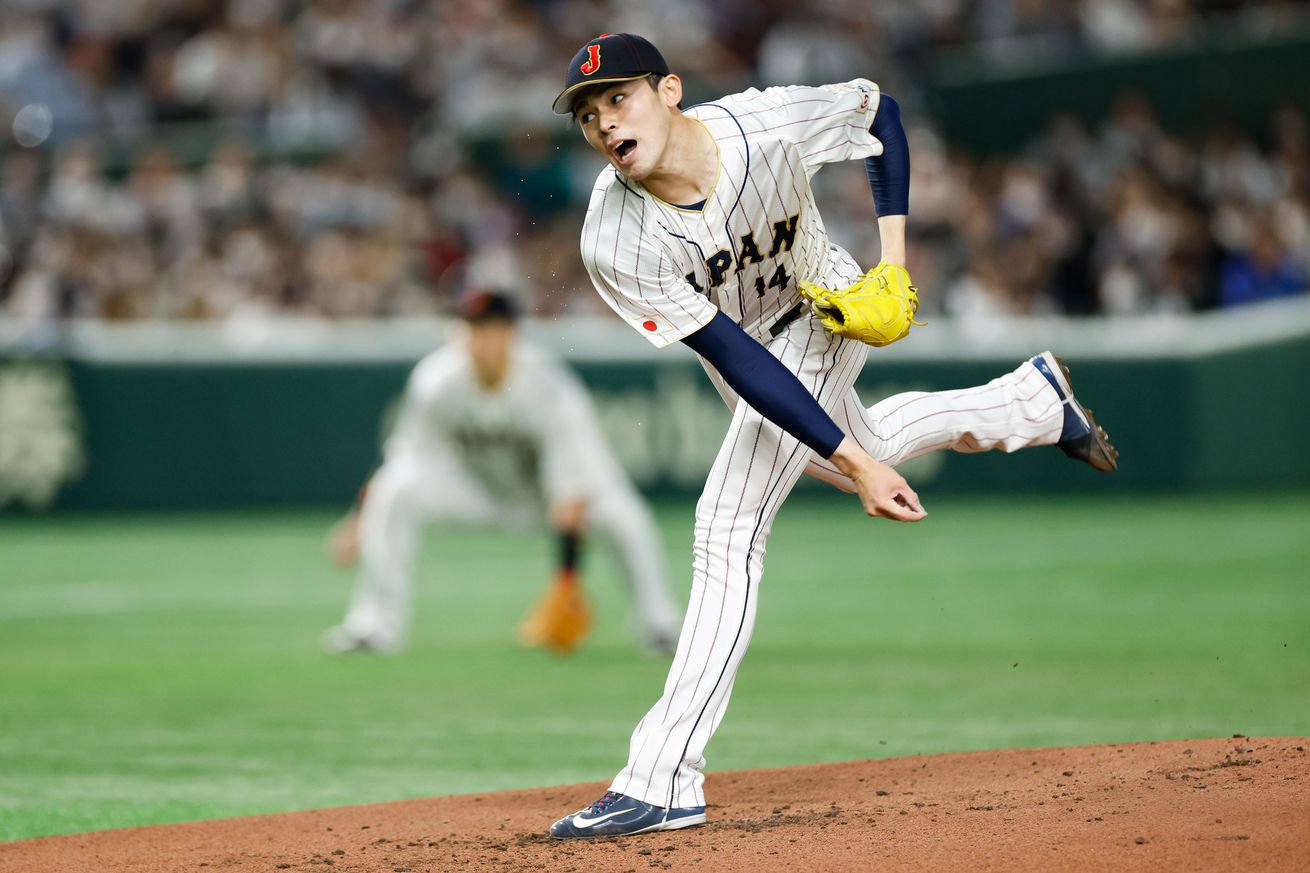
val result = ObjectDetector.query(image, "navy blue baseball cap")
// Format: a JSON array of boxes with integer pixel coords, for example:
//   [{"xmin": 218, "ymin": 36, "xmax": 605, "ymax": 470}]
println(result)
[
  {"xmin": 551, "ymin": 33, "xmax": 670, "ymax": 116},
  {"xmin": 457, "ymin": 287, "xmax": 519, "ymax": 323}
]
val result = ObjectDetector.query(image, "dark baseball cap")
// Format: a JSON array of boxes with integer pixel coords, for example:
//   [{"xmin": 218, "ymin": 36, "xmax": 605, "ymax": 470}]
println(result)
[
  {"xmin": 551, "ymin": 33, "xmax": 669, "ymax": 116},
  {"xmin": 457, "ymin": 288, "xmax": 519, "ymax": 323}
]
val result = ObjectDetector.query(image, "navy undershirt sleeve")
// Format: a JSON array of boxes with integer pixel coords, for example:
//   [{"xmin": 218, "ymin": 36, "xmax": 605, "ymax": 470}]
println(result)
[
  {"xmin": 864, "ymin": 92, "xmax": 909, "ymax": 217},
  {"xmin": 681, "ymin": 311, "xmax": 845, "ymax": 458}
]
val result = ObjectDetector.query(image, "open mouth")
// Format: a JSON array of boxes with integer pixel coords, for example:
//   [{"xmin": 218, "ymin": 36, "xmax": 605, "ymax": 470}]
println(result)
[{"xmin": 614, "ymin": 139, "xmax": 637, "ymax": 162}]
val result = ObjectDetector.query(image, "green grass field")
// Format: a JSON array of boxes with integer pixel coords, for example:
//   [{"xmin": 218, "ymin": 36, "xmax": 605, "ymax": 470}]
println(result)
[{"xmin": 2, "ymin": 493, "xmax": 1308, "ymax": 842}]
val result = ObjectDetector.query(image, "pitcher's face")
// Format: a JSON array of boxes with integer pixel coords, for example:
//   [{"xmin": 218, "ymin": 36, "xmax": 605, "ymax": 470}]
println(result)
[{"xmin": 575, "ymin": 76, "xmax": 682, "ymax": 181}]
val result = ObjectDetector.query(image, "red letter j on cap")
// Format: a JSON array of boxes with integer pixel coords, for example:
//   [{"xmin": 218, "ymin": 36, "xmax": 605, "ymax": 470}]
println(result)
[{"xmin": 580, "ymin": 44, "xmax": 601, "ymax": 75}]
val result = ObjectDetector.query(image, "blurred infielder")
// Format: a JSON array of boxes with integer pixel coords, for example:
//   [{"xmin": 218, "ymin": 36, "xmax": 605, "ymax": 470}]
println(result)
[
  {"xmin": 324, "ymin": 288, "xmax": 683, "ymax": 656},
  {"xmin": 545, "ymin": 34, "xmax": 1118, "ymax": 838}
]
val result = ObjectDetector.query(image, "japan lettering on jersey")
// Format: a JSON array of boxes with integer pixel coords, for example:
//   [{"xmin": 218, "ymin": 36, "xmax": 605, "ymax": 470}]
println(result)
[{"xmin": 581, "ymin": 79, "xmax": 885, "ymax": 349}]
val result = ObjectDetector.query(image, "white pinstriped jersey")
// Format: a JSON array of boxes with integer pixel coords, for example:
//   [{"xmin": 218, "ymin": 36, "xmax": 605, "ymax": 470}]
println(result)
[{"xmin": 581, "ymin": 79, "xmax": 887, "ymax": 349}]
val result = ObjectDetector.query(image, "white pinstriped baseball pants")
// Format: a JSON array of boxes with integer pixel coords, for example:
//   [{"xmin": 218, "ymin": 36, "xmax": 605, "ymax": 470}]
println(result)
[{"xmin": 610, "ymin": 313, "xmax": 1066, "ymax": 809}]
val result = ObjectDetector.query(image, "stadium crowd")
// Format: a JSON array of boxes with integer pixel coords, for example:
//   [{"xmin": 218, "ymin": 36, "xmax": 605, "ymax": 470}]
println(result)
[{"xmin": 0, "ymin": 0, "xmax": 1306, "ymax": 329}]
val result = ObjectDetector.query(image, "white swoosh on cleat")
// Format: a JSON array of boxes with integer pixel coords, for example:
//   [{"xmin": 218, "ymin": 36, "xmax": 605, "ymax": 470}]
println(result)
[{"xmin": 571, "ymin": 808, "xmax": 633, "ymax": 828}]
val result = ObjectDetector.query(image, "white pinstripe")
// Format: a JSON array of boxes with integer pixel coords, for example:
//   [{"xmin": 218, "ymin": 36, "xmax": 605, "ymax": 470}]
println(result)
[
  {"xmin": 581, "ymin": 80, "xmax": 887, "ymax": 351},
  {"xmin": 579, "ymin": 79, "xmax": 1068, "ymax": 812},
  {"xmin": 610, "ymin": 313, "xmax": 1065, "ymax": 809}
]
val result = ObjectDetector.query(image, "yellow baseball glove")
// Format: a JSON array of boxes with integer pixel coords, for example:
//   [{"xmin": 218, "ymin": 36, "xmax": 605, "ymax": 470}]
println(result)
[
  {"xmin": 516, "ymin": 571, "xmax": 592, "ymax": 654},
  {"xmin": 798, "ymin": 261, "xmax": 923, "ymax": 347}
]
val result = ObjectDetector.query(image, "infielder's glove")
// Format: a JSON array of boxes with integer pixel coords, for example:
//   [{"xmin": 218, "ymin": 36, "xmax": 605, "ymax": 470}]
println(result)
[
  {"xmin": 798, "ymin": 261, "xmax": 923, "ymax": 347},
  {"xmin": 516, "ymin": 570, "xmax": 592, "ymax": 654}
]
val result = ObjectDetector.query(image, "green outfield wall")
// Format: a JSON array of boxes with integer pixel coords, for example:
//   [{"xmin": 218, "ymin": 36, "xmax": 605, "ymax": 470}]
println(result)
[{"xmin": 2, "ymin": 332, "xmax": 1307, "ymax": 512}]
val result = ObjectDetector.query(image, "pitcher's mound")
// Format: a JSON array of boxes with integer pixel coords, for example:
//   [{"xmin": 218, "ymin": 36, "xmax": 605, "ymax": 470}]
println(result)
[{"xmin": 5, "ymin": 737, "xmax": 1307, "ymax": 873}]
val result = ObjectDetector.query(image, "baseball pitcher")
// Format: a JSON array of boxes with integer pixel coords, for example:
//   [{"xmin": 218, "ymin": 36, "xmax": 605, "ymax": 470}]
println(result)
[{"xmin": 544, "ymin": 33, "xmax": 1117, "ymax": 838}]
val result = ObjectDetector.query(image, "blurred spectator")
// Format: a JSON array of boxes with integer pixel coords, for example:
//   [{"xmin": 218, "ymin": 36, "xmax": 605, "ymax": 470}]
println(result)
[
  {"xmin": 0, "ymin": 0, "xmax": 1306, "ymax": 332},
  {"xmin": 1219, "ymin": 218, "xmax": 1309, "ymax": 307}
]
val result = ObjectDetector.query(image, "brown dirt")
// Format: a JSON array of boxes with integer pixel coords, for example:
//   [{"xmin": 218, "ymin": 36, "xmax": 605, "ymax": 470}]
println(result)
[{"xmin": 3, "ymin": 737, "xmax": 1307, "ymax": 873}]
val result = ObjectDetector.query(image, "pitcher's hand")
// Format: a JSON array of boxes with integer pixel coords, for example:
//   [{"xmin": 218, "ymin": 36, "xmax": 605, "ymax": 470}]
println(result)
[{"xmin": 829, "ymin": 437, "xmax": 926, "ymax": 522}]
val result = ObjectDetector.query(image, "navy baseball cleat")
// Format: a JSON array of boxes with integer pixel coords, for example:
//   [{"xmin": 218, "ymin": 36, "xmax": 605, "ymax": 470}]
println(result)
[
  {"xmin": 549, "ymin": 791, "xmax": 706, "ymax": 839},
  {"xmin": 1030, "ymin": 351, "xmax": 1119, "ymax": 473}
]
